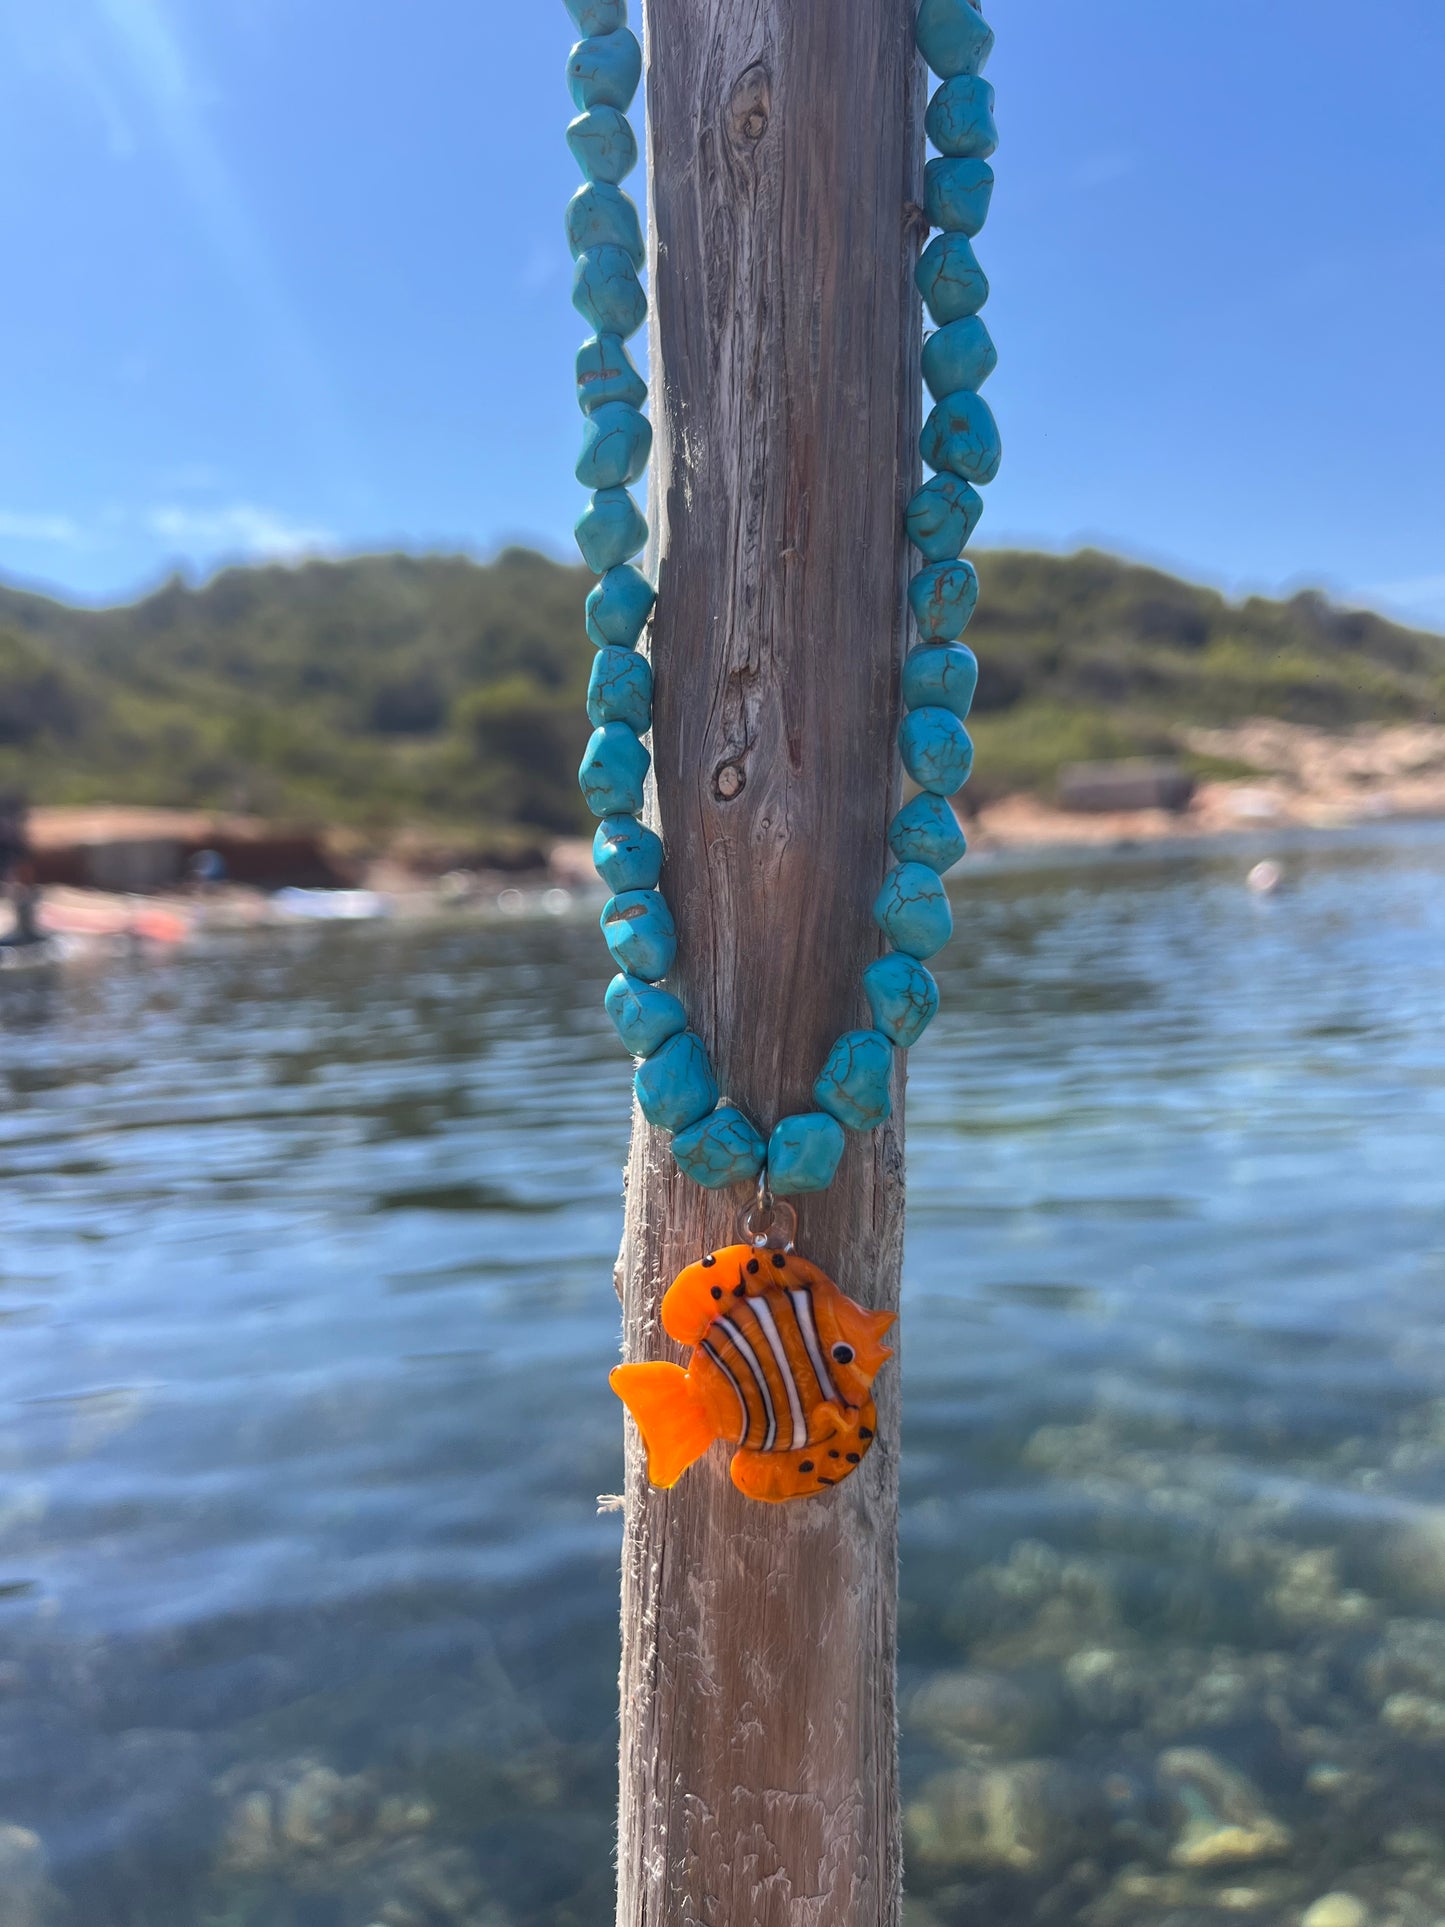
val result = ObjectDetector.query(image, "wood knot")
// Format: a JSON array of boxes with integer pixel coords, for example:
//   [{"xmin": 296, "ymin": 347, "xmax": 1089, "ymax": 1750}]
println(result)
[
  {"xmin": 728, "ymin": 64, "xmax": 770, "ymax": 150},
  {"xmin": 714, "ymin": 762, "xmax": 746, "ymax": 801}
]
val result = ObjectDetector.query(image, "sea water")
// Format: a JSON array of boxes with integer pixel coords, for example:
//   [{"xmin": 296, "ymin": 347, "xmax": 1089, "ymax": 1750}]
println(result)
[{"xmin": 0, "ymin": 824, "xmax": 1442, "ymax": 1926}]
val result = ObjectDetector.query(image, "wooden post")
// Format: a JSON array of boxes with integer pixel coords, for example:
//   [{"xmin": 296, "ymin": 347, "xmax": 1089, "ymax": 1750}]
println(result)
[{"xmin": 615, "ymin": 2, "xmax": 924, "ymax": 1922}]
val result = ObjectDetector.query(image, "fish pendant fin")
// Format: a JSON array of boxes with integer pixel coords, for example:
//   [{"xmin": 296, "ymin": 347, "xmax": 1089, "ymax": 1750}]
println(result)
[
  {"xmin": 661, "ymin": 1246, "xmax": 751, "ymax": 1346},
  {"xmin": 829, "ymin": 1294, "xmax": 897, "ymax": 1369},
  {"xmin": 609, "ymin": 1361, "xmax": 718, "ymax": 1488}
]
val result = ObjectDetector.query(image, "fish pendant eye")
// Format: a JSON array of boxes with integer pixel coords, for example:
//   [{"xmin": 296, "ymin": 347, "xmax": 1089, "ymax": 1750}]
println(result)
[
  {"xmin": 701, "ymin": 1254, "xmax": 716, "ymax": 1268},
  {"xmin": 831, "ymin": 1343, "xmax": 855, "ymax": 1364}
]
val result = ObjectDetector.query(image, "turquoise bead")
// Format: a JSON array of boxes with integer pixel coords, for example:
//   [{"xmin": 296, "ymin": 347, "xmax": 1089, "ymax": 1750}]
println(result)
[
  {"xmin": 567, "ymin": 31, "xmax": 641, "ymax": 112},
  {"xmin": 925, "ymin": 76, "xmax": 998, "ymax": 159},
  {"xmin": 889, "ymin": 792, "xmax": 968, "ymax": 873},
  {"xmin": 585, "ymin": 564, "xmax": 655, "ymax": 646},
  {"xmin": 922, "ymin": 316, "xmax": 997, "ymax": 402},
  {"xmin": 593, "ymin": 813, "xmax": 663, "ymax": 890},
  {"xmin": 924, "ymin": 157, "xmax": 994, "ymax": 236},
  {"xmin": 566, "ymin": 107, "xmax": 638, "ymax": 184},
  {"xmin": 920, "ymin": 389, "xmax": 1002, "ymax": 486},
  {"xmin": 874, "ymin": 862, "xmax": 954, "ymax": 960},
  {"xmin": 566, "ymin": 0, "xmax": 625, "ymax": 32},
  {"xmin": 576, "ymin": 334, "xmax": 647, "ymax": 415},
  {"xmin": 605, "ymin": 971, "xmax": 686, "ymax": 1057},
  {"xmin": 672, "ymin": 1106, "xmax": 767, "ymax": 1189},
  {"xmin": 863, "ymin": 952, "xmax": 940, "ymax": 1048},
  {"xmin": 916, "ymin": 233, "xmax": 988, "ymax": 327},
  {"xmin": 579, "ymin": 720, "xmax": 650, "ymax": 815},
  {"xmin": 587, "ymin": 645, "xmax": 653, "ymax": 730},
  {"xmin": 900, "ymin": 706, "xmax": 974, "ymax": 795},
  {"xmin": 903, "ymin": 643, "xmax": 978, "ymax": 718},
  {"xmin": 601, "ymin": 888, "xmax": 676, "ymax": 981},
  {"xmin": 572, "ymin": 246, "xmax": 646, "ymax": 339},
  {"xmin": 635, "ymin": 1030, "xmax": 719, "ymax": 1133},
  {"xmin": 814, "ymin": 1030, "xmax": 894, "ymax": 1133},
  {"xmin": 576, "ymin": 400, "xmax": 652, "ymax": 489},
  {"xmin": 905, "ymin": 474, "xmax": 984, "ymax": 561},
  {"xmin": 566, "ymin": 185, "xmax": 644, "ymax": 267},
  {"xmin": 909, "ymin": 559, "xmax": 979, "ymax": 640},
  {"xmin": 915, "ymin": 0, "xmax": 994, "ymax": 78},
  {"xmin": 767, "ymin": 1112, "xmax": 846, "ymax": 1195},
  {"xmin": 575, "ymin": 488, "xmax": 648, "ymax": 572}
]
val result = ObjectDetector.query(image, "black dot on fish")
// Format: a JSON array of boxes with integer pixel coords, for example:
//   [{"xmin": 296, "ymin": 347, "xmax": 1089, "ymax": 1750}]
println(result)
[
  {"xmin": 746, "ymin": 1258, "xmax": 760, "ymax": 1274},
  {"xmin": 710, "ymin": 1286, "xmax": 722, "ymax": 1299},
  {"xmin": 845, "ymin": 1452, "xmax": 861, "ymax": 1464},
  {"xmin": 831, "ymin": 1343, "xmax": 855, "ymax": 1364},
  {"xmin": 798, "ymin": 1460, "xmax": 814, "ymax": 1473},
  {"xmin": 817, "ymin": 1477, "xmax": 836, "ymax": 1487},
  {"xmin": 733, "ymin": 1283, "xmax": 746, "ymax": 1297},
  {"xmin": 771, "ymin": 1252, "xmax": 786, "ymax": 1267},
  {"xmin": 859, "ymin": 1426, "xmax": 873, "ymax": 1440},
  {"xmin": 828, "ymin": 1449, "xmax": 841, "ymax": 1459}
]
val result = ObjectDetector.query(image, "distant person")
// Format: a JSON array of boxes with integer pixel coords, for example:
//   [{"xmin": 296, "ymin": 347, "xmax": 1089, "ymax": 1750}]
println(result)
[
  {"xmin": 187, "ymin": 848, "xmax": 227, "ymax": 891},
  {"xmin": 1, "ymin": 861, "xmax": 43, "ymax": 949},
  {"xmin": 0, "ymin": 791, "xmax": 29, "ymax": 885}
]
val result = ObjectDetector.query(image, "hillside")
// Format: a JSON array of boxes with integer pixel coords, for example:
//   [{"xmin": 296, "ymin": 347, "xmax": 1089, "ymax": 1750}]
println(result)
[{"xmin": 0, "ymin": 547, "xmax": 1440, "ymax": 843}]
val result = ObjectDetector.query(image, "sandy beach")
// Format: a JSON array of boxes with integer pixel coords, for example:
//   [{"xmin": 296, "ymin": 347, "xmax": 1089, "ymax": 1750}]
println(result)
[{"xmin": 7, "ymin": 721, "xmax": 1444, "ymax": 951}]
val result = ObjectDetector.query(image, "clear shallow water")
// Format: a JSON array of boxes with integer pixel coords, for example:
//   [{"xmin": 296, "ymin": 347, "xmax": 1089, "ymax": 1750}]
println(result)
[{"xmin": 1, "ymin": 826, "xmax": 1443, "ymax": 1927}]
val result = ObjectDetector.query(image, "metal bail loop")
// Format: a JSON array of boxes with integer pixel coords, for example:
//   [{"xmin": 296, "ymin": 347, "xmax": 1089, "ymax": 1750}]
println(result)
[{"xmin": 737, "ymin": 1168, "xmax": 796, "ymax": 1251}]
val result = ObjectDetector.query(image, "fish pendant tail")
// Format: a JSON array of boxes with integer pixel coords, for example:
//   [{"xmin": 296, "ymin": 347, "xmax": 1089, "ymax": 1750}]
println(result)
[{"xmin": 609, "ymin": 1362, "xmax": 717, "ymax": 1489}]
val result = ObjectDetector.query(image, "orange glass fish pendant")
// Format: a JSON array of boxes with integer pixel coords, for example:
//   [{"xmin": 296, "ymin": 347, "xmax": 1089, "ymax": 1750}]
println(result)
[{"xmin": 610, "ymin": 1241, "xmax": 896, "ymax": 1503}]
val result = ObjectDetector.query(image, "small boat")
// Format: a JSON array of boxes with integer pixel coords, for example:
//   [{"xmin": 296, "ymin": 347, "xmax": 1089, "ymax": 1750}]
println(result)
[
  {"xmin": 37, "ymin": 890, "xmax": 194, "ymax": 945},
  {"xmin": 271, "ymin": 887, "xmax": 391, "ymax": 922}
]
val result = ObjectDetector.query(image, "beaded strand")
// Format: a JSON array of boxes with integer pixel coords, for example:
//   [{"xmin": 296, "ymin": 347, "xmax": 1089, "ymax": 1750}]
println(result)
[{"xmin": 564, "ymin": 0, "xmax": 999, "ymax": 1198}]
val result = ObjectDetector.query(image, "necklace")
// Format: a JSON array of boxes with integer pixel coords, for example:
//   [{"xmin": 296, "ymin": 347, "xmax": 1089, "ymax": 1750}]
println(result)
[{"xmin": 563, "ymin": 0, "xmax": 999, "ymax": 1499}]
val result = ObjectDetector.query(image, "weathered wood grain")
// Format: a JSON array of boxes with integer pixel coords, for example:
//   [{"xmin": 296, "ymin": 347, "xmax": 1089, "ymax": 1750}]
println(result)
[{"xmin": 615, "ymin": 3, "xmax": 924, "ymax": 1922}]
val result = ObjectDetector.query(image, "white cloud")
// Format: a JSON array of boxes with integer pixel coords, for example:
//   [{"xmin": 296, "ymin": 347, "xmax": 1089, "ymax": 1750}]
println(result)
[
  {"xmin": 0, "ymin": 511, "xmax": 83, "ymax": 544},
  {"xmin": 146, "ymin": 502, "xmax": 335, "ymax": 559}
]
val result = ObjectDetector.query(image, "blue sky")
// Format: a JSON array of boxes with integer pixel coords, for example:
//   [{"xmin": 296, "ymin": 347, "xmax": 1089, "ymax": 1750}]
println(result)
[{"xmin": 0, "ymin": 0, "xmax": 1441, "ymax": 628}]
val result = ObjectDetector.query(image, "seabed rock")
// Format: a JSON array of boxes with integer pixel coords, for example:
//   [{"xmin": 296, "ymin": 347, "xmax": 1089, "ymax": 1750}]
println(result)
[
  {"xmin": 0, "ymin": 1824, "xmax": 61, "ymax": 1927},
  {"xmin": 1380, "ymin": 1691, "xmax": 1445, "ymax": 1743},
  {"xmin": 211, "ymin": 1758, "xmax": 497, "ymax": 1927},
  {"xmin": 1362, "ymin": 1618, "xmax": 1445, "ymax": 1705},
  {"xmin": 1064, "ymin": 1646, "xmax": 1159, "ymax": 1729},
  {"xmin": 909, "ymin": 1666, "xmax": 1065, "ymax": 1758},
  {"xmin": 350, "ymin": 1841, "xmax": 508, "ymax": 1927},
  {"xmin": 1268, "ymin": 1548, "xmax": 1378, "ymax": 1631},
  {"xmin": 218, "ymin": 1757, "xmax": 378, "ymax": 1868},
  {"xmin": 1157, "ymin": 1748, "xmax": 1292, "ymax": 1870},
  {"xmin": 906, "ymin": 1758, "xmax": 1101, "ymax": 1877},
  {"xmin": 1377, "ymin": 1506, "xmax": 1445, "ymax": 1609},
  {"xmin": 1301, "ymin": 1895, "xmax": 1369, "ymax": 1927},
  {"xmin": 944, "ymin": 1538, "xmax": 1124, "ymax": 1656},
  {"xmin": 1090, "ymin": 1860, "xmax": 1308, "ymax": 1926},
  {"xmin": 216, "ymin": 1756, "xmax": 434, "ymax": 1875}
]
